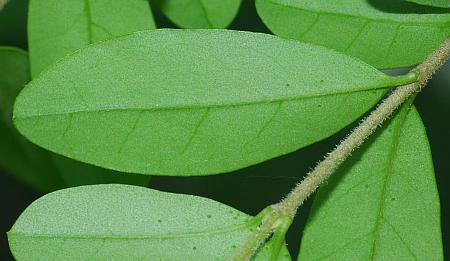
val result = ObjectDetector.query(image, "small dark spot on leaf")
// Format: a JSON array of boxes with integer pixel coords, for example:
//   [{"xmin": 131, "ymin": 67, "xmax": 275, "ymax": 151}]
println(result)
[
  {"xmin": 320, "ymin": 79, "xmax": 324, "ymax": 83},
  {"xmin": 158, "ymin": 219, "xmax": 162, "ymax": 223},
  {"xmin": 391, "ymin": 197, "xmax": 396, "ymax": 201},
  {"xmin": 286, "ymin": 83, "xmax": 290, "ymax": 87},
  {"xmin": 232, "ymin": 245, "xmax": 236, "ymax": 249},
  {"xmin": 207, "ymin": 214, "xmax": 212, "ymax": 218},
  {"xmin": 364, "ymin": 184, "xmax": 369, "ymax": 189},
  {"xmin": 317, "ymin": 104, "xmax": 322, "ymax": 108},
  {"xmin": 193, "ymin": 246, "xmax": 197, "ymax": 250}
]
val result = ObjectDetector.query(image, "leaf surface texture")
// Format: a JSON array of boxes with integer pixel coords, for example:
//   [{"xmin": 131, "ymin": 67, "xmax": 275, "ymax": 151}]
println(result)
[{"xmin": 8, "ymin": 184, "xmax": 291, "ymax": 260}]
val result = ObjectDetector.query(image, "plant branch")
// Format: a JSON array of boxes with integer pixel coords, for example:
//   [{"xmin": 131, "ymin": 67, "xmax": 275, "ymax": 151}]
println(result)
[
  {"xmin": 276, "ymin": 37, "xmax": 450, "ymax": 218},
  {"xmin": 235, "ymin": 37, "xmax": 450, "ymax": 260}
]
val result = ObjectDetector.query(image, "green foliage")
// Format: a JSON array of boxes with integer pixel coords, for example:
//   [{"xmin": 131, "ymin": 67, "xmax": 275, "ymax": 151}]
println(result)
[
  {"xmin": 13, "ymin": 29, "xmax": 416, "ymax": 176},
  {"xmin": 0, "ymin": 47, "xmax": 148, "ymax": 191},
  {"xmin": 8, "ymin": 184, "xmax": 291, "ymax": 260},
  {"xmin": 256, "ymin": 0, "xmax": 450, "ymax": 68},
  {"xmin": 406, "ymin": 0, "xmax": 450, "ymax": 8},
  {"xmin": 299, "ymin": 104, "xmax": 443, "ymax": 260},
  {"xmin": 2, "ymin": 0, "xmax": 448, "ymax": 259},
  {"xmin": 23, "ymin": 0, "xmax": 154, "ymax": 188},
  {"xmin": 28, "ymin": 0, "xmax": 156, "ymax": 77},
  {"xmin": 154, "ymin": 0, "xmax": 242, "ymax": 28},
  {"xmin": 0, "ymin": 47, "xmax": 64, "ymax": 192}
]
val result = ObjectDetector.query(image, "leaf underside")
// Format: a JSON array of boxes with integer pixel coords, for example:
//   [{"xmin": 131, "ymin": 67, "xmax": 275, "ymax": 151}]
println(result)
[
  {"xmin": 299, "ymin": 104, "xmax": 443, "ymax": 260},
  {"xmin": 25, "ymin": 0, "xmax": 155, "ymax": 187},
  {"xmin": 256, "ymin": 0, "xmax": 450, "ymax": 68},
  {"xmin": 154, "ymin": 0, "xmax": 242, "ymax": 29},
  {"xmin": 14, "ymin": 29, "xmax": 417, "ymax": 176},
  {"xmin": 8, "ymin": 184, "xmax": 291, "ymax": 260},
  {"xmin": 0, "ymin": 47, "xmax": 65, "ymax": 192}
]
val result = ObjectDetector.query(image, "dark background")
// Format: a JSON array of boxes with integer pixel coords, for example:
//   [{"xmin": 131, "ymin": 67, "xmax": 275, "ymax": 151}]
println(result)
[{"xmin": 1, "ymin": 0, "xmax": 449, "ymax": 260}]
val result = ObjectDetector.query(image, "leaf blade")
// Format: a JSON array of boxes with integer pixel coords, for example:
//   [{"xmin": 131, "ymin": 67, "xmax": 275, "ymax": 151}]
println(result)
[
  {"xmin": 28, "ymin": 0, "xmax": 156, "ymax": 77},
  {"xmin": 8, "ymin": 184, "xmax": 291, "ymax": 260},
  {"xmin": 154, "ymin": 0, "xmax": 242, "ymax": 29},
  {"xmin": 299, "ymin": 104, "xmax": 443, "ymax": 260},
  {"xmin": 256, "ymin": 0, "xmax": 450, "ymax": 68},
  {"xmin": 14, "ymin": 29, "xmax": 417, "ymax": 176}
]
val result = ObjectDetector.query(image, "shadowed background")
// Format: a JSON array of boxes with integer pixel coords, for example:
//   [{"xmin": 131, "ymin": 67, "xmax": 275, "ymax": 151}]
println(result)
[{"xmin": 1, "ymin": 0, "xmax": 449, "ymax": 259}]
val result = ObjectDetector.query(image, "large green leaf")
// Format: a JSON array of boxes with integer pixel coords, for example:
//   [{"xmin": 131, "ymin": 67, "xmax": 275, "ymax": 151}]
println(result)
[
  {"xmin": 406, "ymin": 0, "xmax": 450, "ymax": 8},
  {"xmin": 26, "ymin": 0, "xmax": 153, "ymax": 187},
  {"xmin": 8, "ymin": 184, "xmax": 291, "ymax": 260},
  {"xmin": 0, "ymin": 47, "xmax": 64, "ymax": 192},
  {"xmin": 154, "ymin": 0, "xmax": 241, "ymax": 28},
  {"xmin": 13, "ymin": 29, "xmax": 417, "ymax": 176},
  {"xmin": 28, "ymin": 0, "xmax": 156, "ymax": 77},
  {"xmin": 256, "ymin": 0, "xmax": 450, "ymax": 69},
  {"xmin": 299, "ymin": 104, "xmax": 443, "ymax": 260}
]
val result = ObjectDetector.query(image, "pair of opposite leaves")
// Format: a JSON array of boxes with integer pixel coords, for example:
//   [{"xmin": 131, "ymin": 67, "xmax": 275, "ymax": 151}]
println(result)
[{"xmin": 10, "ymin": 29, "xmax": 442, "ymax": 260}]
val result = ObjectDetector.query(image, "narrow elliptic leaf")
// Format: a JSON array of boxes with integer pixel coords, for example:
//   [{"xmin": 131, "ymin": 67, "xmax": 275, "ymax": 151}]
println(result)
[
  {"xmin": 256, "ymin": 0, "xmax": 450, "ymax": 68},
  {"xmin": 8, "ymin": 184, "xmax": 291, "ymax": 260},
  {"xmin": 154, "ymin": 0, "xmax": 242, "ymax": 28},
  {"xmin": 13, "ymin": 29, "xmax": 417, "ymax": 176},
  {"xmin": 0, "ymin": 47, "xmax": 65, "ymax": 192},
  {"xmin": 299, "ymin": 104, "xmax": 443, "ymax": 260},
  {"xmin": 28, "ymin": 0, "xmax": 156, "ymax": 77},
  {"xmin": 406, "ymin": 0, "xmax": 450, "ymax": 8}
]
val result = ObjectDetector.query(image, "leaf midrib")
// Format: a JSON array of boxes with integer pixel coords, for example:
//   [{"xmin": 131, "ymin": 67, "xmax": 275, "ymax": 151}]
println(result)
[
  {"xmin": 16, "ymin": 85, "xmax": 391, "ymax": 119},
  {"xmin": 265, "ymin": 0, "xmax": 450, "ymax": 27},
  {"xmin": 9, "ymin": 219, "xmax": 255, "ymax": 241}
]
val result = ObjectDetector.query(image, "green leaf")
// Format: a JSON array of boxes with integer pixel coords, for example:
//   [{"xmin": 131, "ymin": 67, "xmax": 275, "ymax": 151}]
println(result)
[
  {"xmin": 406, "ymin": 0, "xmax": 450, "ymax": 8},
  {"xmin": 8, "ymin": 184, "xmax": 291, "ymax": 260},
  {"xmin": 154, "ymin": 0, "xmax": 241, "ymax": 28},
  {"xmin": 256, "ymin": 0, "xmax": 450, "ymax": 68},
  {"xmin": 28, "ymin": 0, "xmax": 156, "ymax": 77},
  {"xmin": 13, "ymin": 29, "xmax": 417, "ymax": 176},
  {"xmin": 0, "ymin": 47, "xmax": 65, "ymax": 192},
  {"xmin": 299, "ymin": 104, "xmax": 443, "ymax": 260},
  {"xmin": 26, "ymin": 0, "xmax": 153, "ymax": 187}
]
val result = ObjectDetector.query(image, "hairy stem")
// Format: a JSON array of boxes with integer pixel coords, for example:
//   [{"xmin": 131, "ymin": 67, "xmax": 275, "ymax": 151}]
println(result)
[
  {"xmin": 277, "ymin": 37, "xmax": 450, "ymax": 218},
  {"xmin": 235, "ymin": 37, "xmax": 450, "ymax": 260}
]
